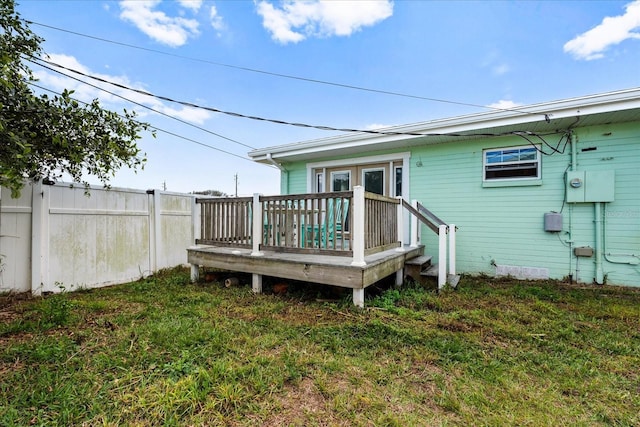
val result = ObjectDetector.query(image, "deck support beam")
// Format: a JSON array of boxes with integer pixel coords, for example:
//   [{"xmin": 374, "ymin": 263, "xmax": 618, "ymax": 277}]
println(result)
[
  {"xmin": 252, "ymin": 273, "xmax": 263, "ymax": 293},
  {"xmin": 395, "ymin": 269, "xmax": 403, "ymax": 287},
  {"xmin": 190, "ymin": 264, "xmax": 200, "ymax": 283},
  {"xmin": 353, "ymin": 288, "xmax": 364, "ymax": 308}
]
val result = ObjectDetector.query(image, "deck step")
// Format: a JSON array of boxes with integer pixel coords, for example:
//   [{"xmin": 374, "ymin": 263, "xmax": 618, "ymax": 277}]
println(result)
[
  {"xmin": 448, "ymin": 274, "xmax": 461, "ymax": 288},
  {"xmin": 404, "ymin": 255, "xmax": 433, "ymax": 267},
  {"xmin": 421, "ymin": 263, "xmax": 439, "ymax": 277}
]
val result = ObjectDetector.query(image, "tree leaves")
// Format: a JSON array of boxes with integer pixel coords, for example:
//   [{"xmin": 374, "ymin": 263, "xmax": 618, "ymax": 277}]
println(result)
[{"xmin": 0, "ymin": 0, "xmax": 148, "ymax": 198}]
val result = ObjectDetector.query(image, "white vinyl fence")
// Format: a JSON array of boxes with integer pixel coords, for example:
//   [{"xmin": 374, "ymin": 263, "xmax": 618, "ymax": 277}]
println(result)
[{"xmin": 0, "ymin": 182, "xmax": 198, "ymax": 294}]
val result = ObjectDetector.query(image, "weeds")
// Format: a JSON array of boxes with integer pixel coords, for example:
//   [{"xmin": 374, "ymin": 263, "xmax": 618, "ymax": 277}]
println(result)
[{"xmin": 37, "ymin": 294, "xmax": 76, "ymax": 328}]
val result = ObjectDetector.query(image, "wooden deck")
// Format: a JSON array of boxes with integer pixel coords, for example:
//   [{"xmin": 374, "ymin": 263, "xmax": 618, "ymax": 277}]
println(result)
[
  {"xmin": 188, "ymin": 244, "xmax": 424, "ymax": 306},
  {"xmin": 188, "ymin": 186, "xmax": 458, "ymax": 306}
]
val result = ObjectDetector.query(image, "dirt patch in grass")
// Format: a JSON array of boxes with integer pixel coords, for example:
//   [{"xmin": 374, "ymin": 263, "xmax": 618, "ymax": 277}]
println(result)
[
  {"xmin": 255, "ymin": 377, "xmax": 339, "ymax": 427},
  {"xmin": 0, "ymin": 307, "xmax": 20, "ymax": 324}
]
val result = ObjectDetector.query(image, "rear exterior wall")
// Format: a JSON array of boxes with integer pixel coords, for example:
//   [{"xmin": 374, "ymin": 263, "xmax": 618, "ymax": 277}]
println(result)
[{"xmin": 279, "ymin": 121, "xmax": 639, "ymax": 287}]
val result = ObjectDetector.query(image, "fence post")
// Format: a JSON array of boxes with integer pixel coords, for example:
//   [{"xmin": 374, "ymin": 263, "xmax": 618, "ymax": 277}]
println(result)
[
  {"xmin": 438, "ymin": 224, "xmax": 447, "ymax": 290},
  {"xmin": 351, "ymin": 186, "xmax": 366, "ymax": 267},
  {"xmin": 395, "ymin": 197, "xmax": 405, "ymax": 251},
  {"xmin": 31, "ymin": 181, "xmax": 50, "ymax": 295},
  {"xmin": 448, "ymin": 224, "xmax": 456, "ymax": 276},
  {"xmin": 251, "ymin": 193, "xmax": 264, "ymax": 256},
  {"xmin": 151, "ymin": 190, "xmax": 162, "ymax": 272},
  {"xmin": 410, "ymin": 200, "xmax": 419, "ymax": 248}
]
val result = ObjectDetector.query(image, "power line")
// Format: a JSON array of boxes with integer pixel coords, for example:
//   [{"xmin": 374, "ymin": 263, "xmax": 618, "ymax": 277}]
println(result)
[
  {"xmin": 27, "ymin": 19, "xmax": 547, "ymax": 118},
  {"xmin": 27, "ymin": 82, "xmax": 267, "ymax": 165},
  {"xmin": 28, "ymin": 57, "xmax": 255, "ymax": 149},
  {"xmin": 29, "ymin": 56, "xmax": 561, "ymax": 141}
]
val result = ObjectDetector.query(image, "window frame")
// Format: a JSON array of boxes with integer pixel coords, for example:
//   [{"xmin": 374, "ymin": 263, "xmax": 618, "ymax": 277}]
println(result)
[
  {"xmin": 330, "ymin": 170, "xmax": 352, "ymax": 192},
  {"xmin": 483, "ymin": 145, "xmax": 541, "ymax": 182},
  {"xmin": 315, "ymin": 171, "xmax": 324, "ymax": 193},
  {"xmin": 394, "ymin": 166, "xmax": 403, "ymax": 197},
  {"xmin": 361, "ymin": 167, "xmax": 385, "ymax": 195}
]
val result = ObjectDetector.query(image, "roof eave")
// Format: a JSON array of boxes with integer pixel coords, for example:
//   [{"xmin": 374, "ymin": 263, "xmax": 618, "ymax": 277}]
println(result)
[{"xmin": 249, "ymin": 87, "xmax": 640, "ymax": 164}]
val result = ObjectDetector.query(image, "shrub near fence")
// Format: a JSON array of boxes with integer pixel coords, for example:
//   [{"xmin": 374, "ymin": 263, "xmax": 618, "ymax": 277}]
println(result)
[{"xmin": 0, "ymin": 182, "xmax": 197, "ymax": 294}]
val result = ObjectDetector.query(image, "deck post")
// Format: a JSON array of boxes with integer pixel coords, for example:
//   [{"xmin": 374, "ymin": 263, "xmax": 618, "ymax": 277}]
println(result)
[
  {"xmin": 351, "ymin": 186, "xmax": 366, "ymax": 267},
  {"xmin": 190, "ymin": 264, "xmax": 200, "ymax": 283},
  {"xmin": 395, "ymin": 197, "xmax": 405, "ymax": 252},
  {"xmin": 395, "ymin": 269, "xmax": 403, "ymax": 287},
  {"xmin": 353, "ymin": 288, "xmax": 364, "ymax": 308},
  {"xmin": 251, "ymin": 193, "xmax": 264, "ymax": 257},
  {"xmin": 252, "ymin": 273, "xmax": 263, "ymax": 294},
  {"xmin": 410, "ymin": 199, "xmax": 419, "ymax": 248},
  {"xmin": 448, "ymin": 224, "xmax": 456, "ymax": 276},
  {"xmin": 191, "ymin": 195, "xmax": 199, "ymax": 245},
  {"xmin": 438, "ymin": 224, "xmax": 447, "ymax": 290}
]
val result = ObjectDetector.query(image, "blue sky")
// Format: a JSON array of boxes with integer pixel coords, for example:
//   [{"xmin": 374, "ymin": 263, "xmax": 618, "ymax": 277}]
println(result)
[{"xmin": 18, "ymin": 0, "xmax": 640, "ymax": 196}]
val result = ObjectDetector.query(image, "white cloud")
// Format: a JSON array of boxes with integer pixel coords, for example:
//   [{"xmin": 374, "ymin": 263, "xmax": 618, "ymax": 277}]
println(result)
[
  {"xmin": 492, "ymin": 63, "xmax": 510, "ymax": 76},
  {"xmin": 34, "ymin": 54, "xmax": 211, "ymax": 125},
  {"xmin": 564, "ymin": 0, "xmax": 640, "ymax": 60},
  {"xmin": 365, "ymin": 123, "xmax": 394, "ymax": 130},
  {"xmin": 481, "ymin": 50, "xmax": 510, "ymax": 76},
  {"xmin": 158, "ymin": 105, "xmax": 211, "ymax": 124},
  {"xmin": 486, "ymin": 100, "xmax": 521, "ymax": 111},
  {"xmin": 119, "ymin": 0, "xmax": 200, "ymax": 47},
  {"xmin": 256, "ymin": 0, "xmax": 393, "ymax": 44},
  {"xmin": 177, "ymin": 0, "xmax": 203, "ymax": 12},
  {"xmin": 210, "ymin": 5, "xmax": 225, "ymax": 33}
]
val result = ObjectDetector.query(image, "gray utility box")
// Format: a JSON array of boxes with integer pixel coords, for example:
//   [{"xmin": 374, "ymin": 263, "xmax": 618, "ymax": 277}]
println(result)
[
  {"xmin": 544, "ymin": 212, "xmax": 563, "ymax": 232},
  {"xmin": 574, "ymin": 246, "xmax": 594, "ymax": 257}
]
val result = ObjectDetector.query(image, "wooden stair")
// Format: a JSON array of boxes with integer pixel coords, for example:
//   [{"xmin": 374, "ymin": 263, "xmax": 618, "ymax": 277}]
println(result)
[{"xmin": 404, "ymin": 254, "xmax": 460, "ymax": 289}]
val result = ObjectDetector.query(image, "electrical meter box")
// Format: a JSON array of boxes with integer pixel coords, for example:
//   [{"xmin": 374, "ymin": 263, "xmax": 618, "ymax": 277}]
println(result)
[
  {"xmin": 566, "ymin": 171, "xmax": 585, "ymax": 203},
  {"xmin": 566, "ymin": 170, "xmax": 615, "ymax": 203}
]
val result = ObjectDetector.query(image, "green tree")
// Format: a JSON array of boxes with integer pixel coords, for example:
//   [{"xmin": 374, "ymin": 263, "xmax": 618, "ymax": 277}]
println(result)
[
  {"xmin": 192, "ymin": 189, "xmax": 228, "ymax": 197},
  {"xmin": 0, "ymin": 0, "xmax": 149, "ymax": 197}
]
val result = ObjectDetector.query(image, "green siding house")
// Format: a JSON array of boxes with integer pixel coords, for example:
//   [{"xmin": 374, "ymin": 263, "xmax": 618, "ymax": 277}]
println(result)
[{"xmin": 249, "ymin": 88, "xmax": 640, "ymax": 288}]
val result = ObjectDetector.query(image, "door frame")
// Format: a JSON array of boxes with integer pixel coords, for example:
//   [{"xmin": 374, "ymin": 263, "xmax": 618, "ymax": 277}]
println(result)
[
  {"xmin": 306, "ymin": 152, "xmax": 410, "ymax": 198},
  {"xmin": 306, "ymin": 152, "xmax": 412, "ymax": 242}
]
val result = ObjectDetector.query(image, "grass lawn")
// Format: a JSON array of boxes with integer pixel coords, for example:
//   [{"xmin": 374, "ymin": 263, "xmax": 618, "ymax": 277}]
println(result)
[{"xmin": 1, "ymin": 267, "xmax": 639, "ymax": 426}]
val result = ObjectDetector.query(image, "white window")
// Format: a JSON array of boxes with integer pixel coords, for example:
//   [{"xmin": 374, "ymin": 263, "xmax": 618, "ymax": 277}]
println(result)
[
  {"xmin": 484, "ymin": 146, "xmax": 540, "ymax": 181},
  {"xmin": 330, "ymin": 171, "xmax": 351, "ymax": 191},
  {"xmin": 315, "ymin": 172, "xmax": 324, "ymax": 193},
  {"xmin": 361, "ymin": 167, "xmax": 385, "ymax": 195},
  {"xmin": 394, "ymin": 166, "xmax": 402, "ymax": 197}
]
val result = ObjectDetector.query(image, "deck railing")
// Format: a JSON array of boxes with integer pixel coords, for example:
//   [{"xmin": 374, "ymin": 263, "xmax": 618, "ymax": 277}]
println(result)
[
  {"xmin": 260, "ymin": 191, "xmax": 353, "ymax": 254},
  {"xmin": 195, "ymin": 186, "xmax": 405, "ymax": 266},
  {"xmin": 197, "ymin": 196, "xmax": 253, "ymax": 248},
  {"xmin": 402, "ymin": 199, "xmax": 457, "ymax": 289},
  {"xmin": 363, "ymin": 192, "xmax": 400, "ymax": 253}
]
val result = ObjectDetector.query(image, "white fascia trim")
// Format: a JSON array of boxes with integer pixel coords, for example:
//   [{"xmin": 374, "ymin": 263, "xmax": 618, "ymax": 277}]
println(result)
[
  {"xmin": 305, "ymin": 152, "xmax": 411, "ymax": 196},
  {"xmin": 249, "ymin": 87, "xmax": 640, "ymax": 161}
]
